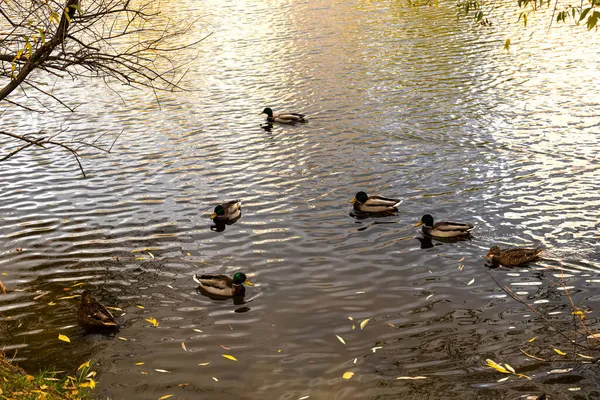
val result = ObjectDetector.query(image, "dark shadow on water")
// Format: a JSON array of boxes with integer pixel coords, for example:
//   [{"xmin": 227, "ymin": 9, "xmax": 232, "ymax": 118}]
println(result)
[
  {"xmin": 260, "ymin": 123, "xmax": 274, "ymax": 132},
  {"xmin": 195, "ymin": 286, "xmax": 246, "ymax": 305},
  {"xmin": 210, "ymin": 213, "xmax": 242, "ymax": 232}
]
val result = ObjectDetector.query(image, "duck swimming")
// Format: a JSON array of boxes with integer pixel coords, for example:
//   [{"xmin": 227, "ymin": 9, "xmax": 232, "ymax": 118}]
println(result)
[
  {"xmin": 350, "ymin": 191, "xmax": 401, "ymax": 214},
  {"xmin": 415, "ymin": 214, "xmax": 474, "ymax": 238},
  {"xmin": 193, "ymin": 272, "xmax": 253, "ymax": 298},
  {"xmin": 261, "ymin": 107, "xmax": 307, "ymax": 124},
  {"xmin": 77, "ymin": 290, "xmax": 119, "ymax": 331},
  {"xmin": 211, "ymin": 200, "xmax": 242, "ymax": 223},
  {"xmin": 484, "ymin": 246, "xmax": 543, "ymax": 267}
]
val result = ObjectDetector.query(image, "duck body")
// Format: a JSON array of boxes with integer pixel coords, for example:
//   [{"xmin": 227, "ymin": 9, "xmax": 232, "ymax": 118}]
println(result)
[
  {"xmin": 261, "ymin": 107, "xmax": 307, "ymax": 124},
  {"xmin": 485, "ymin": 246, "xmax": 543, "ymax": 267},
  {"xmin": 416, "ymin": 214, "xmax": 474, "ymax": 238},
  {"xmin": 77, "ymin": 290, "xmax": 119, "ymax": 331},
  {"xmin": 193, "ymin": 272, "xmax": 252, "ymax": 298},
  {"xmin": 211, "ymin": 200, "xmax": 242, "ymax": 223},
  {"xmin": 351, "ymin": 191, "xmax": 401, "ymax": 214}
]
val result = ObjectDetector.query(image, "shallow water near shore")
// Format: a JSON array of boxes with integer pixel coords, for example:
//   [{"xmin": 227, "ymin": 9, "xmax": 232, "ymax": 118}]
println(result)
[{"xmin": 1, "ymin": 0, "xmax": 600, "ymax": 399}]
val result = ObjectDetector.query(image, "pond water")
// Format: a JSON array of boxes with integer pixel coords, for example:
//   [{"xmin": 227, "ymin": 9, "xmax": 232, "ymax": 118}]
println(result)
[{"xmin": 1, "ymin": 0, "xmax": 600, "ymax": 399}]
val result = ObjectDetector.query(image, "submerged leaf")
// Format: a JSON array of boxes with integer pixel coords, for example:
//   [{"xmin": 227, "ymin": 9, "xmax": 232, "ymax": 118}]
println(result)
[
  {"xmin": 58, "ymin": 334, "xmax": 71, "ymax": 343},
  {"xmin": 342, "ymin": 371, "xmax": 354, "ymax": 379},
  {"xmin": 553, "ymin": 348, "xmax": 567, "ymax": 355},
  {"xmin": 395, "ymin": 376, "xmax": 427, "ymax": 380}
]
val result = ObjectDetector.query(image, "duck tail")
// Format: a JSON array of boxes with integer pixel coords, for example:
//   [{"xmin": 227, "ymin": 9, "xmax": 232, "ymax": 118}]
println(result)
[{"xmin": 193, "ymin": 274, "xmax": 202, "ymax": 284}]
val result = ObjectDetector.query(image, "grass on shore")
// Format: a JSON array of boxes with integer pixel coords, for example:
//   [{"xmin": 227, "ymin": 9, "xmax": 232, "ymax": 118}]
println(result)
[{"xmin": 0, "ymin": 355, "xmax": 95, "ymax": 400}]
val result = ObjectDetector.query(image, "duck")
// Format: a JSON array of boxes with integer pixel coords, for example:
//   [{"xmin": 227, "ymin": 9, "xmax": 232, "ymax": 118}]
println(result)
[
  {"xmin": 484, "ymin": 245, "xmax": 543, "ymax": 267},
  {"xmin": 415, "ymin": 214, "xmax": 474, "ymax": 238},
  {"xmin": 193, "ymin": 272, "xmax": 253, "ymax": 298},
  {"xmin": 261, "ymin": 107, "xmax": 307, "ymax": 124},
  {"xmin": 77, "ymin": 290, "xmax": 119, "ymax": 331},
  {"xmin": 350, "ymin": 191, "xmax": 402, "ymax": 214},
  {"xmin": 211, "ymin": 200, "xmax": 242, "ymax": 223}
]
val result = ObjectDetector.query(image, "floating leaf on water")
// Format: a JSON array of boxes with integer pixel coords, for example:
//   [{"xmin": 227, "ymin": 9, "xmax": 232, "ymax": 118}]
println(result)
[
  {"xmin": 198, "ymin": 362, "xmax": 210, "ymax": 366},
  {"xmin": 528, "ymin": 337, "xmax": 537, "ymax": 343},
  {"xmin": 220, "ymin": 345, "xmax": 231, "ymax": 350},
  {"xmin": 395, "ymin": 376, "xmax": 427, "ymax": 380},
  {"xmin": 458, "ymin": 264, "xmax": 465, "ymax": 271},
  {"xmin": 79, "ymin": 379, "xmax": 96, "ymax": 389},
  {"xmin": 356, "ymin": 291, "xmax": 365, "ymax": 294},
  {"xmin": 140, "ymin": 371, "xmax": 148, "ymax": 375},
  {"xmin": 148, "ymin": 252, "xmax": 155, "ymax": 259},
  {"xmin": 158, "ymin": 395, "xmax": 173, "ymax": 400},
  {"xmin": 553, "ymin": 348, "xmax": 567, "ymax": 356},
  {"xmin": 178, "ymin": 383, "xmax": 189, "ymax": 387},
  {"xmin": 72, "ymin": 283, "xmax": 85, "ymax": 287},
  {"xmin": 181, "ymin": 342, "xmax": 187, "ymax": 352},
  {"xmin": 222, "ymin": 354, "xmax": 238, "ymax": 361},
  {"xmin": 388, "ymin": 323, "xmax": 396, "ymax": 328},
  {"xmin": 572, "ymin": 310, "xmax": 584, "ymax": 316},
  {"xmin": 467, "ymin": 278, "xmax": 474, "ymax": 286},
  {"xmin": 155, "ymin": 369, "xmax": 171, "ymax": 373},
  {"xmin": 298, "ymin": 396, "xmax": 310, "ymax": 400},
  {"xmin": 371, "ymin": 346, "xmax": 382, "ymax": 353},
  {"xmin": 348, "ymin": 317, "xmax": 353, "ymax": 321},
  {"xmin": 577, "ymin": 353, "xmax": 593, "ymax": 359},
  {"xmin": 342, "ymin": 371, "xmax": 354, "ymax": 379},
  {"xmin": 360, "ymin": 318, "xmax": 370, "ymax": 330},
  {"xmin": 353, "ymin": 358, "xmax": 357, "ymax": 364},
  {"xmin": 146, "ymin": 317, "xmax": 159, "ymax": 327},
  {"xmin": 193, "ymin": 329, "xmax": 203, "ymax": 333},
  {"xmin": 278, "ymin": 349, "xmax": 282, "ymax": 353},
  {"xmin": 352, "ymin": 324, "xmax": 356, "ymax": 330},
  {"xmin": 118, "ymin": 337, "xmax": 128, "ymax": 341},
  {"xmin": 106, "ymin": 306, "xmax": 122, "ymax": 311},
  {"xmin": 48, "ymin": 301, "xmax": 56, "ymax": 306},
  {"xmin": 33, "ymin": 291, "xmax": 49, "ymax": 300},
  {"xmin": 426, "ymin": 294, "xmax": 434, "ymax": 300},
  {"xmin": 586, "ymin": 333, "xmax": 600, "ymax": 339},
  {"xmin": 212, "ymin": 377, "xmax": 219, "ymax": 382},
  {"xmin": 497, "ymin": 377, "xmax": 509, "ymax": 382},
  {"xmin": 485, "ymin": 359, "xmax": 510, "ymax": 374},
  {"xmin": 504, "ymin": 364, "xmax": 515, "ymax": 373},
  {"xmin": 86, "ymin": 371, "xmax": 96, "ymax": 379},
  {"xmin": 58, "ymin": 334, "xmax": 71, "ymax": 343},
  {"xmin": 167, "ymin": 285, "xmax": 174, "ymax": 289},
  {"xmin": 135, "ymin": 362, "xmax": 145, "ymax": 366},
  {"xmin": 336, "ymin": 335, "xmax": 346, "ymax": 345},
  {"xmin": 458, "ymin": 257, "xmax": 465, "ymax": 262},
  {"xmin": 77, "ymin": 361, "xmax": 90, "ymax": 371},
  {"xmin": 58, "ymin": 295, "xmax": 80, "ymax": 300},
  {"xmin": 137, "ymin": 305, "xmax": 145, "ymax": 309},
  {"xmin": 187, "ymin": 253, "xmax": 191, "ymax": 256}
]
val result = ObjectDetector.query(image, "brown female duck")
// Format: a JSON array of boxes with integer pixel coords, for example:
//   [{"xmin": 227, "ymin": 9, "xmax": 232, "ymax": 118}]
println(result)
[
  {"xmin": 484, "ymin": 246, "xmax": 543, "ymax": 267},
  {"xmin": 77, "ymin": 290, "xmax": 119, "ymax": 331}
]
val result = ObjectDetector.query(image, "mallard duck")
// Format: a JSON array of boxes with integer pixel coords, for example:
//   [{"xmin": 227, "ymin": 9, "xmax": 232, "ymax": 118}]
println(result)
[
  {"xmin": 415, "ymin": 214, "xmax": 474, "ymax": 238},
  {"xmin": 77, "ymin": 290, "xmax": 118, "ymax": 331},
  {"xmin": 484, "ymin": 245, "xmax": 543, "ymax": 267},
  {"xmin": 193, "ymin": 272, "xmax": 253, "ymax": 298},
  {"xmin": 211, "ymin": 200, "xmax": 242, "ymax": 223},
  {"xmin": 261, "ymin": 107, "xmax": 307, "ymax": 124},
  {"xmin": 350, "ymin": 191, "xmax": 401, "ymax": 214}
]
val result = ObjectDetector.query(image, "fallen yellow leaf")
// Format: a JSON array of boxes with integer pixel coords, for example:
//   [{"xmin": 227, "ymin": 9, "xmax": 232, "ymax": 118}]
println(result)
[
  {"xmin": 360, "ymin": 318, "xmax": 370, "ymax": 330},
  {"xmin": 77, "ymin": 361, "xmax": 90, "ymax": 371},
  {"xmin": 181, "ymin": 342, "xmax": 187, "ymax": 352},
  {"xmin": 58, "ymin": 334, "xmax": 71, "ymax": 343},
  {"xmin": 137, "ymin": 305, "xmax": 145, "ymax": 309},
  {"xmin": 135, "ymin": 362, "xmax": 145, "ymax": 366},
  {"xmin": 336, "ymin": 335, "xmax": 346, "ymax": 345},
  {"xmin": 146, "ymin": 317, "xmax": 159, "ymax": 327},
  {"xmin": 528, "ymin": 337, "xmax": 537, "ymax": 343},
  {"xmin": 395, "ymin": 376, "xmax": 427, "ymax": 380},
  {"xmin": 158, "ymin": 395, "xmax": 173, "ymax": 400},
  {"xmin": 485, "ymin": 359, "xmax": 509, "ymax": 374},
  {"xmin": 198, "ymin": 362, "xmax": 210, "ymax": 366},
  {"xmin": 342, "ymin": 371, "xmax": 354, "ymax": 379},
  {"xmin": 553, "ymin": 348, "xmax": 566, "ymax": 356},
  {"xmin": 118, "ymin": 337, "xmax": 128, "ymax": 341},
  {"xmin": 222, "ymin": 354, "xmax": 238, "ymax": 361}
]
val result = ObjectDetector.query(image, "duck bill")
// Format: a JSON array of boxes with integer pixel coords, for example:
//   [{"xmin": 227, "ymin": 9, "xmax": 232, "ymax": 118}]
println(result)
[
  {"xmin": 210, "ymin": 212, "xmax": 217, "ymax": 219},
  {"xmin": 414, "ymin": 221, "xmax": 423, "ymax": 227},
  {"xmin": 350, "ymin": 198, "xmax": 357, "ymax": 203},
  {"xmin": 244, "ymin": 280, "xmax": 254, "ymax": 286}
]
